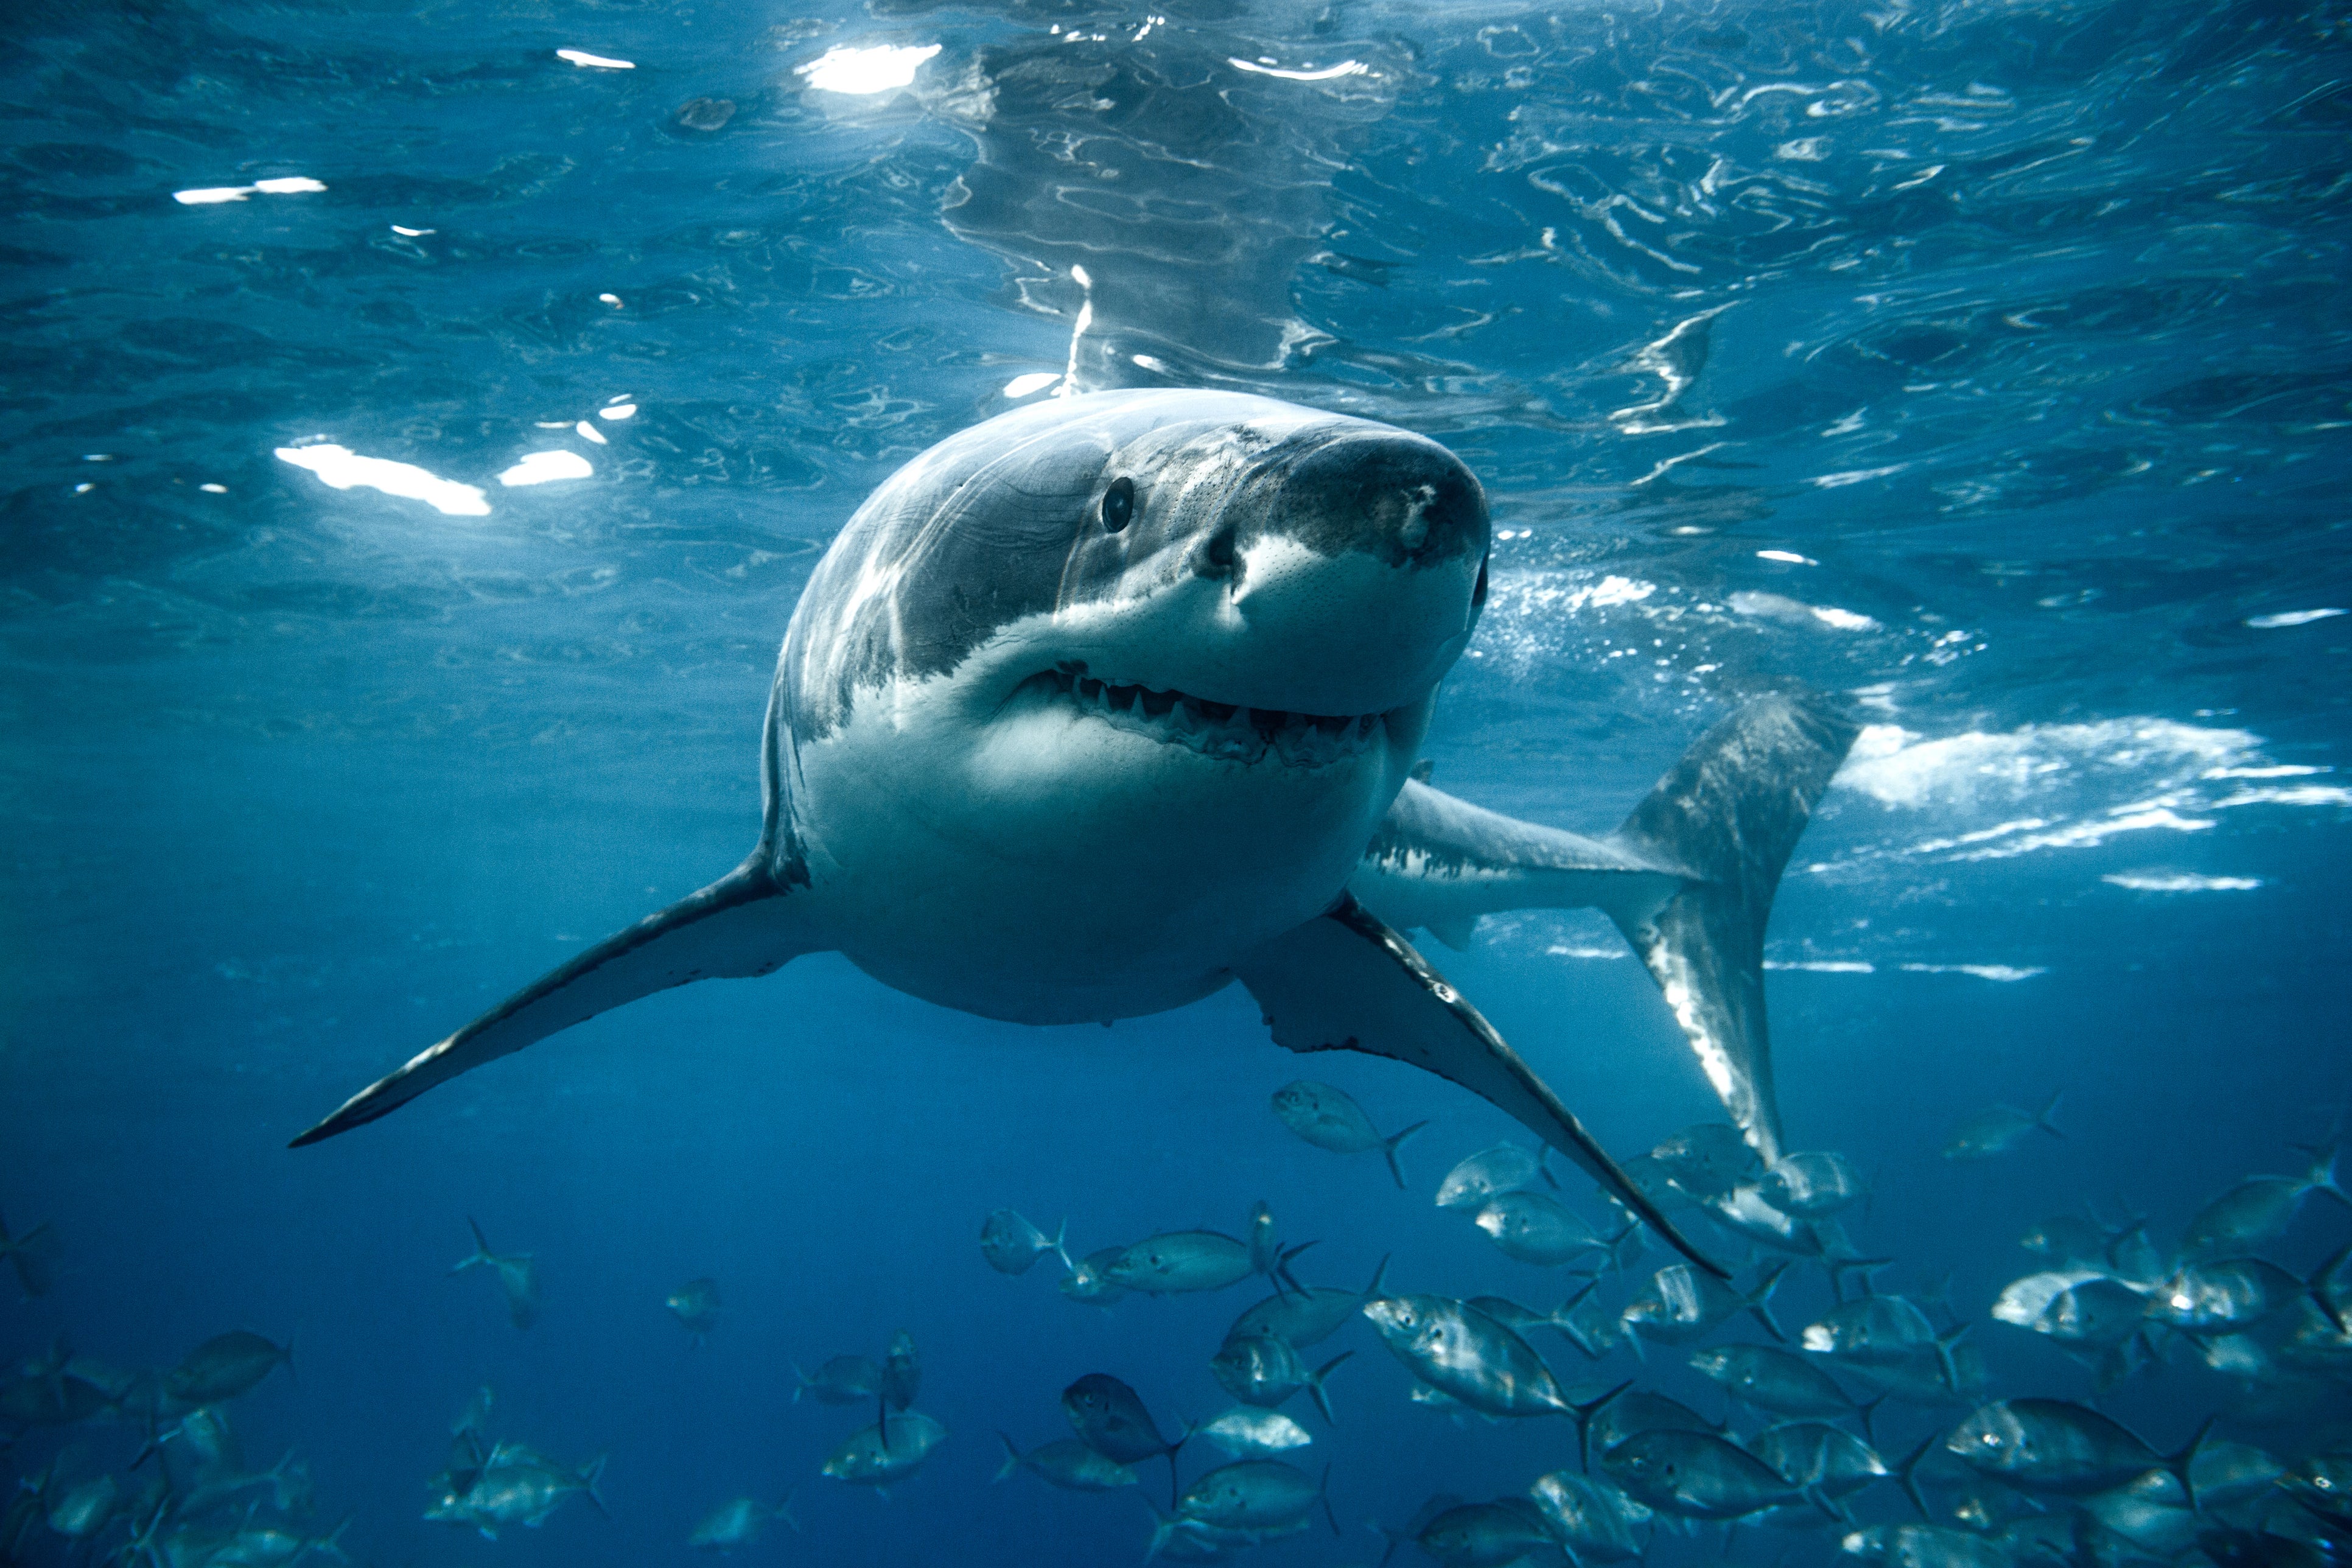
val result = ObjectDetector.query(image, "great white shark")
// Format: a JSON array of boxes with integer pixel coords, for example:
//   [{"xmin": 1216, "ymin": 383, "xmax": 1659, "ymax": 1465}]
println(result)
[{"xmin": 293, "ymin": 389, "xmax": 1856, "ymax": 1275}]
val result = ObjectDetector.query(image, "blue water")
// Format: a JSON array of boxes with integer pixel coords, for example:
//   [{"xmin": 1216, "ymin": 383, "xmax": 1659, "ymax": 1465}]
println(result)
[{"xmin": 5, "ymin": 0, "xmax": 2350, "ymax": 1563}]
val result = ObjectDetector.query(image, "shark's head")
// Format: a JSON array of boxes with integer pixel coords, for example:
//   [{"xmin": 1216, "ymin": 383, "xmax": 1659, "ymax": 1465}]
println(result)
[
  {"xmin": 785, "ymin": 388, "xmax": 1487, "ymax": 744},
  {"xmin": 777, "ymin": 389, "xmax": 1489, "ymax": 1017}
]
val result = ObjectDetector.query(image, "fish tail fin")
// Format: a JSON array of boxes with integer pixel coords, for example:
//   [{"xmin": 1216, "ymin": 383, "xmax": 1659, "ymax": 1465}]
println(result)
[
  {"xmin": 1572, "ymin": 1379, "xmax": 1634, "ymax": 1473},
  {"xmin": 1320, "ymin": 1463, "xmax": 1339, "ymax": 1537},
  {"xmin": 1146, "ymin": 1511, "xmax": 1175, "ymax": 1562},
  {"xmin": 1051, "ymin": 1218, "xmax": 1073, "ymax": 1272},
  {"xmin": 776, "ymin": 1486, "xmax": 801, "ymax": 1533},
  {"xmin": 2306, "ymin": 1241, "xmax": 2352, "ymax": 1335},
  {"xmin": 2169, "ymin": 1416, "xmax": 2214, "ymax": 1511},
  {"xmin": 1932, "ymin": 1321, "xmax": 1971, "ymax": 1393},
  {"xmin": 1381, "ymin": 1121, "xmax": 1430, "ymax": 1190},
  {"xmin": 452, "ymin": 1218, "xmax": 491, "ymax": 1273},
  {"xmin": 1894, "ymin": 1434, "xmax": 1937, "ymax": 1519},
  {"xmin": 1746, "ymin": 1262, "xmax": 1791, "ymax": 1343},
  {"xmin": 1805, "ymin": 1485, "xmax": 1852, "ymax": 1525},
  {"xmin": 993, "ymin": 1431, "xmax": 1023, "ymax": 1483},
  {"xmin": 1827, "ymin": 1256, "xmax": 1894, "ymax": 1304},
  {"xmin": 309, "ymin": 1514, "xmax": 353, "ymax": 1565},
  {"xmin": 1307, "ymin": 1352, "xmax": 1353, "ymax": 1426},
  {"xmin": 1363, "ymin": 1253, "xmax": 1391, "ymax": 1301},
  {"xmin": 2035, "ymin": 1091, "xmax": 2066, "ymax": 1139},
  {"xmin": 1606, "ymin": 693, "xmax": 1861, "ymax": 1164},
  {"xmin": 1855, "ymin": 1394, "xmax": 1886, "ymax": 1446},
  {"xmin": 1166, "ymin": 1448, "xmax": 1182, "ymax": 1513},
  {"xmin": 1277, "ymin": 1240, "xmax": 1317, "ymax": 1297},
  {"xmin": 790, "ymin": 1364, "xmax": 808, "ymax": 1404},
  {"xmin": 578, "ymin": 1454, "xmax": 609, "ymax": 1517},
  {"xmin": 2304, "ymin": 1145, "xmax": 2350, "ymax": 1210}
]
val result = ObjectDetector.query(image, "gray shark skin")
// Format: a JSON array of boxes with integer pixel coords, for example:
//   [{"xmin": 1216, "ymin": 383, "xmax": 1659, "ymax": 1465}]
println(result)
[{"xmin": 290, "ymin": 389, "xmax": 1856, "ymax": 1274}]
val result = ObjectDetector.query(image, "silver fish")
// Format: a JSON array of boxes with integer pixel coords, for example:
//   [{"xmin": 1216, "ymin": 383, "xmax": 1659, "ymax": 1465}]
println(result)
[
  {"xmin": 1105, "ymin": 1207, "xmax": 1298, "ymax": 1295},
  {"xmin": 822, "ymin": 1413, "xmax": 946, "ymax": 1492},
  {"xmin": 1269, "ymin": 1080, "xmax": 1428, "ymax": 1188},
  {"xmin": 1363, "ymin": 1293, "xmax": 1589, "ymax": 1421},
  {"xmin": 43, "ymin": 1473, "xmax": 122, "ymax": 1540},
  {"xmin": 1940, "ymin": 1094, "xmax": 2063, "ymax": 1160},
  {"xmin": 1058, "ymin": 1247, "xmax": 1129, "ymax": 1307},
  {"xmin": 2149, "ymin": 1250, "xmax": 2348, "ymax": 1336},
  {"xmin": 1227, "ymin": 1258, "xmax": 1386, "ymax": 1348},
  {"xmin": 450, "ymin": 1218, "xmax": 539, "ymax": 1330},
  {"xmin": 1760, "ymin": 1150, "xmax": 1868, "ymax": 1218},
  {"xmin": 1945, "ymin": 1398, "xmax": 2201, "ymax": 1500},
  {"xmin": 667, "ymin": 1277, "xmax": 720, "ymax": 1343},
  {"xmin": 1650, "ymin": 1123, "xmax": 1759, "ymax": 1202},
  {"xmin": 1194, "ymin": 1407, "xmax": 1313, "ymax": 1460},
  {"xmin": 1840, "ymin": 1524, "xmax": 2012, "ymax": 1568},
  {"xmin": 882, "ymin": 1330, "xmax": 920, "ymax": 1412},
  {"xmin": 432, "ymin": 1444, "xmax": 606, "ymax": 1537},
  {"xmin": 1473, "ymin": 1192, "xmax": 1615, "ymax": 1267},
  {"xmin": 1621, "ymin": 1262, "xmax": 1786, "ymax": 1347},
  {"xmin": 1061, "ymin": 1373, "xmax": 1182, "ymax": 1468},
  {"xmin": 1435, "ymin": 1143, "xmax": 1547, "ymax": 1209},
  {"xmin": 164, "ymin": 1331, "xmax": 293, "ymax": 1407},
  {"xmin": 994, "ymin": 1434, "xmax": 1138, "ymax": 1491},
  {"xmin": 1527, "ymin": 1471, "xmax": 1649, "ymax": 1563},
  {"xmin": 0, "ymin": 1209, "xmax": 58, "ymax": 1300},
  {"xmin": 1689, "ymin": 1344, "xmax": 1868, "ymax": 1425},
  {"xmin": 792, "ymin": 1354, "xmax": 878, "ymax": 1405},
  {"xmin": 1990, "ymin": 1270, "xmax": 2144, "ymax": 1348},
  {"xmin": 1406, "ymin": 1497, "xmax": 1564, "ymax": 1566},
  {"xmin": 1209, "ymin": 1333, "xmax": 1350, "ymax": 1421},
  {"xmin": 1174, "ymin": 1460, "xmax": 1331, "ymax": 1533},
  {"xmin": 689, "ymin": 1493, "xmax": 798, "ymax": 1551},
  {"xmin": 1583, "ymin": 1387, "xmax": 1717, "ymax": 1468},
  {"xmin": 1750, "ymin": 1423, "xmax": 1886, "ymax": 1498},
  {"xmin": 2182, "ymin": 1147, "xmax": 2346, "ymax": 1259},
  {"xmin": 979, "ymin": 1209, "xmax": 1070, "ymax": 1276},
  {"xmin": 1602, "ymin": 1429, "xmax": 1804, "ymax": 1520},
  {"xmin": 2019, "ymin": 1211, "xmax": 2127, "ymax": 1272}
]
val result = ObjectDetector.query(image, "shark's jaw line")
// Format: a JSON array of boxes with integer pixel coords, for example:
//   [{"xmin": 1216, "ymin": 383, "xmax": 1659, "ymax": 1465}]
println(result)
[{"xmin": 1023, "ymin": 663, "xmax": 1387, "ymax": 770}]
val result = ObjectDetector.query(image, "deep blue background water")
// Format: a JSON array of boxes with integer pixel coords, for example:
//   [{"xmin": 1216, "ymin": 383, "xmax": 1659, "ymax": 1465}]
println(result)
[{"xmin": 4, "ymin": 0, "xmax": 2350, "ymax": 1563}]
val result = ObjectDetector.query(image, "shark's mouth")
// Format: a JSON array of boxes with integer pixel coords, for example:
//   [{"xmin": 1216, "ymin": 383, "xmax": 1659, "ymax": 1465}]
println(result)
[{"xmin": 1034, "ymin": 665, "xmax": 1383, "ymax": 769}]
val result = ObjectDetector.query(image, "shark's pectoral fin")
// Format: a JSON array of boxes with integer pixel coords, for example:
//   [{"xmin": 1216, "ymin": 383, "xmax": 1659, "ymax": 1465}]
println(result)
[
  {"xmin": 1232, "ymin": 894, "xmax": 1727, "ymax": 1278},
  {"xmin": 290, "ymin": 858, "xmax": 818, "ymax": 1147}
]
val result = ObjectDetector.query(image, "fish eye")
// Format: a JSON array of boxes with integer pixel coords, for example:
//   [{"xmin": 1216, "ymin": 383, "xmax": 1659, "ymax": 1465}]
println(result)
[{"xmin": 1102, "ymin": 477, "xmax": 1135, "ymax": 533}]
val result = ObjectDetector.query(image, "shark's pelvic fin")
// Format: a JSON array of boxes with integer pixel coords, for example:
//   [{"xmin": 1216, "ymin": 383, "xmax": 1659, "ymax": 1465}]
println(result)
[
  {"xmin": 1232, "ymin": 894, "xmax": 1727, "ymax": 1279},
  {"xmin": 290, "ymin": 858, "xmax": 815, "ymax": 1147},
  {"xmin": 1349, "ymin": 693, "xmax": 1858, "ymax": 1167},
  {"xmin": 1605, "ymin": 693, "xmax": 1859, "ymax": 1164}
]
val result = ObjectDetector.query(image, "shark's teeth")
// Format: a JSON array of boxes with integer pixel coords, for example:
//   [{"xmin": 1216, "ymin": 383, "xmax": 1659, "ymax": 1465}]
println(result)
[{"xmin": 1039, "ymin": 668, "xmax": 1379, "ymax": 769}]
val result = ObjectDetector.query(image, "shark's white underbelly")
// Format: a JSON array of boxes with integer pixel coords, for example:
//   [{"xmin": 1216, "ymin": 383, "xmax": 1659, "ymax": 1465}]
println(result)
[{"xmin": 789, "ymin": 673, "xmax": 1417, "ymax": 1023}]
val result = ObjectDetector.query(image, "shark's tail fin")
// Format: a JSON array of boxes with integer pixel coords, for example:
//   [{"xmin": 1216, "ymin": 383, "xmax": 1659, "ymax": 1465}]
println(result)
[{"xmin": 1607, "ymin": 693, "xmax": 1860, "ymax": 1164}]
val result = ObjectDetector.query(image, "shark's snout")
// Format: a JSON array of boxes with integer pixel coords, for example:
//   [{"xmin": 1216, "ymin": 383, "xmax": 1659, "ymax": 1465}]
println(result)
[
  {"xmin": 1250, "ymin": 431, "xmax": 1489, "ymax": 570},
  {"xmin": 1190, "ymin": 432, "xmax": 1489, "ymax": 716}
]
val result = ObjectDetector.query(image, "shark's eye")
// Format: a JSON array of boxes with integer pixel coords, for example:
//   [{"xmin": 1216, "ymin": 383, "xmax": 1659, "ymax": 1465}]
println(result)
[{"xmin": 1102, "ymin": 477, "xmax": 1135, "ymax": 533}]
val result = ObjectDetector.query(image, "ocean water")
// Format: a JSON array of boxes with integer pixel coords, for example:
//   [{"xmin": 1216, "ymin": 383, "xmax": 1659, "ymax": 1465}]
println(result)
[{"xmin": 4, "ymin": 0, "xmax": 2350, "ymax": 1564}]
